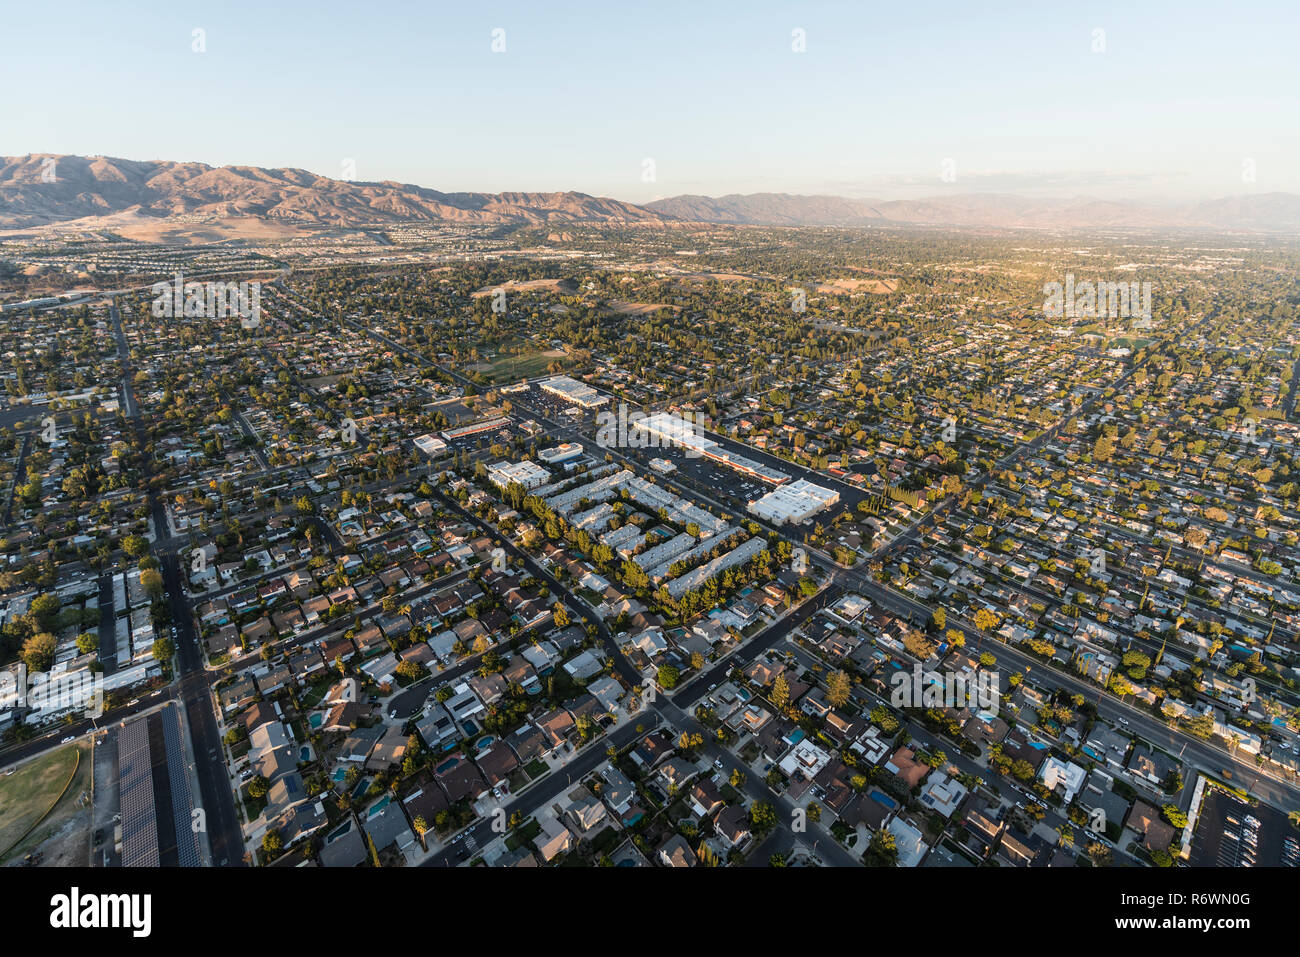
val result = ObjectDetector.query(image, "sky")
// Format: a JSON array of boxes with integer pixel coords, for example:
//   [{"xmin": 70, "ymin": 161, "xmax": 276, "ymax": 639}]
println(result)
[{"xmin": 2, "ymin": 0, "xmax": 1297, "ymax": 203}]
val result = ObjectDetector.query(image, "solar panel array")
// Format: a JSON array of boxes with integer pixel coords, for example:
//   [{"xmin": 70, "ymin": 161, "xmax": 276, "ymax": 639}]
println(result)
[
  {"xmin": 118, "ymin": 715, "xmax": 160, "ymax": 867},
  {"xmin": 118, "ymin": 706, "xmax": 205, "ymax": 867},
  {"xmin": 161, "ymin": 706, "xmax": 203, "ymax": 867}
]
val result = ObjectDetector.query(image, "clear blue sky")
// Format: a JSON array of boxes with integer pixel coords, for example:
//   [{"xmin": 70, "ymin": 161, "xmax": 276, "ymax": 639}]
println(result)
[{"xmin": 2, "ymin": 0, "xmax": 1296, "ymax": 202}]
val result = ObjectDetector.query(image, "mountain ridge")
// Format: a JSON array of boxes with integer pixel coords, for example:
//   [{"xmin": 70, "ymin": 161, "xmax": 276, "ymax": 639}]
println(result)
[
  {"xmin": 0, "ymin": 154, "xmax": 672, "ymax": 228},
  {"xmin": 644, "ymin": 190, "xmax": 1300, "ymax": 233},
  {"xmin": 3, "ymin": 155, "xmax": 1299, "ymax": 235}
]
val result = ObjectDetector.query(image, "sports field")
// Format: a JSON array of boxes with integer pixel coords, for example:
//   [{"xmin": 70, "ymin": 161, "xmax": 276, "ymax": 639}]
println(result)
[{"xmin": 0, "ymin": 743, "xmax": 84, "ymax": 861}]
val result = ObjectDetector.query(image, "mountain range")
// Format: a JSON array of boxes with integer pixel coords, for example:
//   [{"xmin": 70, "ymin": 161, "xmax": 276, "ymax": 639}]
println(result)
[
  {"xmin": 2, "ymin": 154, "xmax": 1298, "ymax": 235},
  {"xmin": 643, "ymin": 191, "xmax": 1300, "ymax": 233},
  {"xmin": 0, "ymin": 155, "xmax": 669, "ymax": 229}
]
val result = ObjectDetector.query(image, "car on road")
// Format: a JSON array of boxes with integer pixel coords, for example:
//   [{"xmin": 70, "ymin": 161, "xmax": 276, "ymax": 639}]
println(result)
[
  {"xmin": 61, "ymin": 735, "xmax": 75, "ymax": 744},
  {"xmin": 713, "ymin": 758, "xmax": 724, "ymax": 770}
]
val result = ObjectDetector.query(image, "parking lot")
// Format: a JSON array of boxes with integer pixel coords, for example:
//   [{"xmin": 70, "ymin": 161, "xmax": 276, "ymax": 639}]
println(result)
[{"xmin": 1190, "ymin": 789, "xmax": 1297, "ymax": 867}]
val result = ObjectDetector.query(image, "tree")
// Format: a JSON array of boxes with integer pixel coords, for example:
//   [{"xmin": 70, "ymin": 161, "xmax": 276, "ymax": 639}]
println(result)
[
  {"xmin": 677, "ymin": 731, "xmax": 704, "ymax": 752},
  {"xmin": 28, "ymin": 593, "xmax": 61, "ymax": 631},
  {"xmin": 827, "ymin": 670, "xmax": 852, "ymax": 709},
  {"xmin": 1181, "ymin": 711, "xmax": 1214, "ymax": 739},
  {"xmin": 656, "ymin": 664, "xmax": 680, "ymax": 690},
  {"xmin": 22, "ymin": 632, "xmax": 57, "ymax": 671},
  {"xmin": 749, "ymin": 801, "xmax": 777, "ymax": 833},
  {"xmin": 1086, "ymin": 841, "xmax": 1113, "ymax": 866},
  {"xmin": 120, "ymin": 534, "xmax": 149, "ymax": 559},
  {"xmin": 75, "ymin": 631, "xmax": 99, "ymax": 655},
  {"xmin": 771, "ymin": 674, "xmax": 790, "ymax": 710},
  {"xmin": 140, "ymin": 568, "xmax": 165, "ymax": 599},
  {"xmin": 1161, "ymin": 804, "xmax": 1189, "ymax": 829},
  {"xmin": 863, "ymin": 830, "xmax": 899, "ymax": 867},
  {"xmin": 261, "ymin": 829, "xmax": 283, "ymax": 857},
  {"xmin": 152, "ymin": 636, "xmax": 176, "ymax": 664},
  {"xmin": 395, "ymin": 659, "xmax": 423, "ymax": 682},
  {"xmin": 930, "ymin": 607, "xmax": 946, "ymax": 632},
  {"xmin": 247, "ymin": 775, "xmax": 269, "ymax": 799}
]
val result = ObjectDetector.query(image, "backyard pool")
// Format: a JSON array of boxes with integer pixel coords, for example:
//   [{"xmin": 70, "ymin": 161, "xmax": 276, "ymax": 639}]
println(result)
[{"xmin": 325, "ymin": 820, "xmax": 352, "ymax": 843}]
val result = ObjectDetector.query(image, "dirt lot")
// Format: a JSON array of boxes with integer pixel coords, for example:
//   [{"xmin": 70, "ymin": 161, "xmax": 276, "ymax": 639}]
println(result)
[
  {"xmin": 470, "ymin": 278, "xmax": 575, "ymax": 298},
  {"xmin": 807, "ymin": 277, "xmax": 899, "ymax": 294},
  {"xmin": 605, "ymin": 300, "xmax": 680, "ymax": 316}
]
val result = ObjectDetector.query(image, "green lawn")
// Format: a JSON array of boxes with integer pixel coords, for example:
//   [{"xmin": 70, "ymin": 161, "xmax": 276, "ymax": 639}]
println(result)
[
  {"xmin": 474, "ymin": 347, "xmax": 568, "ymax": 384},
  {"xmin": 0, "ymin": 744, "xmax": 82, "ymax": 860}
]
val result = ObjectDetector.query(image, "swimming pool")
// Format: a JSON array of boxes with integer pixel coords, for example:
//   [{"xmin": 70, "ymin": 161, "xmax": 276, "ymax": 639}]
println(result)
[
  {"xmin": 476, "ymin": 735, "xmax": 495, "ymax": 750},
  {"xmin": 869, "ymin": 790, "xmax": 898, "ymax": 809},
  {"xmin": 435, "ymin": 756, "xmax": 460, "ymax": 774},
  {"xmin": 326, "ymin": 820, "xmax": 352, "ymax": 842},
  {"xmin": 309, "ymin": 713, "xmax": 324, "ymax": 729},
  {"xmin": 367, "ymin": 796, "xmax": 391, "ymax": 818}
]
